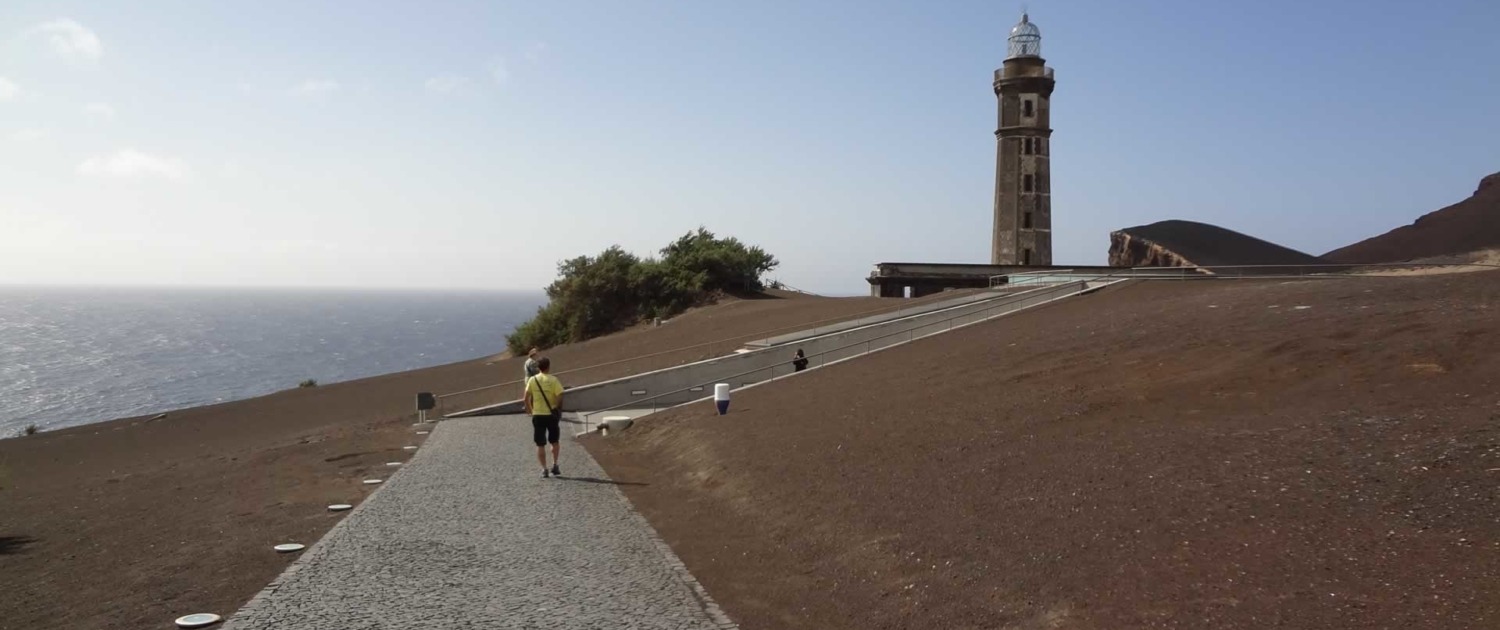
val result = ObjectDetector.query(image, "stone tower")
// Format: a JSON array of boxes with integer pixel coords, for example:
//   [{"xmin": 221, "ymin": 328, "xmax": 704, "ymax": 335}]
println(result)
[{"xmin": 991, "ymin": 12, "xmax": 1055, "ymax": 266}]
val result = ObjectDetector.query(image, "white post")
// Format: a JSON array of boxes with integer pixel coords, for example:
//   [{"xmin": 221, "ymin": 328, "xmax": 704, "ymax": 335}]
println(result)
[{"xmin": 713, "ymin": 383, "xmax": 731, "ymax": 415}]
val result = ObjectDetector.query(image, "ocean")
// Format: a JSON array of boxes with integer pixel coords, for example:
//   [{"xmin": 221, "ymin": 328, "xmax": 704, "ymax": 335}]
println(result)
[{"xmin": 0, "ymin": 287, "xmax": 544, "ymax": 437}]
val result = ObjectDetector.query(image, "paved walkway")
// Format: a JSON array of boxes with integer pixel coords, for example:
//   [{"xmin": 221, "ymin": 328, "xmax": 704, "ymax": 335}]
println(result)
[{"xmin": 224, "ymin": 415, "xmax": 735, "ymax": 630}]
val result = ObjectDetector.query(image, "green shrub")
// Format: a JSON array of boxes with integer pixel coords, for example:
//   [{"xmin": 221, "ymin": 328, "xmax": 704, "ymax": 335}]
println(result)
[
  {"xmin": 505, "ymin": 303, "xmax": 572, "ymax": 355},
  {"xmin": 659, "ymin": 228, "xmax": 777, "ymax": 295},
  {"xmin": 298, "ymin": 379, "xmax": 318, "ymax": 388},
  {"xmin": 506, "ymin": 228, "xmax": 778, "ymax": 354}
]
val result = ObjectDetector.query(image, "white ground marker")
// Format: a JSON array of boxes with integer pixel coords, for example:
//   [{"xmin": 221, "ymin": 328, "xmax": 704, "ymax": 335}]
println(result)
[{"xmin": 174, "ymin": 613, "xmax": 222, "ymax": 628}]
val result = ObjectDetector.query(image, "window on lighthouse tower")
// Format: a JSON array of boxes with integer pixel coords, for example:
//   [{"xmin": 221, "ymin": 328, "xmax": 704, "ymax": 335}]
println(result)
[{"xmin": 1023, "ymin": 100, "xmax": 1034, "ymax": 117}]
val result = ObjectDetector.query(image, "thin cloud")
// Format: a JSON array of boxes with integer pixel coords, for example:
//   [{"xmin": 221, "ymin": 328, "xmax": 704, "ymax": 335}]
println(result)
[
  {"xmin": 28, "ymin": 18, "xmax": 103, "ymax": 63},
  {"xmin": 294, "ymin": 79, "xmax": 341, "ymax": 97},
  {"xmin": 12, "ymin": 127, "xmax": 48, "ymax": 141},
  {"xmin": 424, "ymin": 74, "xmax": 473, "ymax": 95},
  {"xmin": 523, "ymin": 42, "xmax": 548, "ymax": 63},
  {"xmin": 78, "ymin": 150, "xmax": 189, "ymax": 180},
  {"xmin": 0, "ymin": 77, "xmax": 19, "ymax": 102},
  {"xmin": 218, "ymin": 160, "xmax": 249, "ymax": 179},
  {"xmin": 83, "ymin": 102, "xmax": 115, "ymax": 121},
  {"xmin": 489, "ymin": 58, "xmax": 509, "ymax": 85}
]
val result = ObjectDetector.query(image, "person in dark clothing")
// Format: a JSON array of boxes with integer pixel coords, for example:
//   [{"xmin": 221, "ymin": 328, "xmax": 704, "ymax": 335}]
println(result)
[{"xmin": 792, "ymin": 348, "xmax": 809, "ymax": 372}]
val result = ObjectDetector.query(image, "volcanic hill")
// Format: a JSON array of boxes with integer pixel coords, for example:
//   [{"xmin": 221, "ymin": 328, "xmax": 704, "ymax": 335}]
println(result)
[
  {"xmin": 1325, "ymin": 171, "xmax": 1500, "ymax": 264},
  {"xmin": 1109, "ymin": 219, "xmax": 1326, "ymax": 269}
]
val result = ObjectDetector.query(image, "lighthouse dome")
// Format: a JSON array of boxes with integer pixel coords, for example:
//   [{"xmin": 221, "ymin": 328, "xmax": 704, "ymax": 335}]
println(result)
[{"xmin": 1007, "ymin": 13, "xmax": 1042, "ymax": 59}]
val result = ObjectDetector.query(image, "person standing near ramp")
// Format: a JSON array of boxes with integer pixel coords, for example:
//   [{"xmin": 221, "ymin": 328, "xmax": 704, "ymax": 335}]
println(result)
[
  {"xmin": 522, "ymin": 347, "xmax": 541, "ymax": 380},
  {"xmin": 524, "ymin": 357, "xmax": 565, "ymax": 478}
]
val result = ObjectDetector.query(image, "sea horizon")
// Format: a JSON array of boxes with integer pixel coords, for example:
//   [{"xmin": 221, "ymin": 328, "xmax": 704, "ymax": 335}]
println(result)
[
  {"xmin": 0, "ymin": 283, "xmax": 549, "ymax": 294},
  {"xmin": 0, "ymin": 286, "xmax": 546, "ymax": 437}
]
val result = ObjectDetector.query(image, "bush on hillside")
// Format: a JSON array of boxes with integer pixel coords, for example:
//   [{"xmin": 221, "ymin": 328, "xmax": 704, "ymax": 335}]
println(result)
[
  {"xmin": 298, "ymin": 379, "xmax": 318, "ymax": 388},
  {"xmin": 506, "ymin": 228, "xmax": 778, "ymax": 354},
  {"xmin": 658, "ymin": 228, "xmax": 777, "ymax": 295}
]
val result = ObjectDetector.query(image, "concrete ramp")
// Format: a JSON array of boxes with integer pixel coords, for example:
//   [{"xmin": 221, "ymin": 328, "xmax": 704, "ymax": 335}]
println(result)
[
  {"xmin": 449, "ymin": 280, "xmax": 1107, "ymax": 420},
  {"xmin": 742, "ymin": 288, "xmax": 1015, "ymax": 349}
]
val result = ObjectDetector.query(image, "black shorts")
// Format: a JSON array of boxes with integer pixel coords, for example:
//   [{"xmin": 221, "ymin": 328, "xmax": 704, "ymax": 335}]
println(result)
[{"xmin": 531, "ymin": 415, "xmax": 560, "ymax": 446}]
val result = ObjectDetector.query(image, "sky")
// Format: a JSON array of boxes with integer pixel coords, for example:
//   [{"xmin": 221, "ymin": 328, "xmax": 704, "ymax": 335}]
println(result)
[{"xmin": 2, "ymin": 1, "xmax": 1498, "ymax": 294}]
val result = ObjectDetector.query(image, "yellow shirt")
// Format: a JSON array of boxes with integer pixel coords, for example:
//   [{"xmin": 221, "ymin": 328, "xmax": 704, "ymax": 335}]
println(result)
[{"xmin": 526, "ymin": 374, "xmax": 564, "ymax": 415}]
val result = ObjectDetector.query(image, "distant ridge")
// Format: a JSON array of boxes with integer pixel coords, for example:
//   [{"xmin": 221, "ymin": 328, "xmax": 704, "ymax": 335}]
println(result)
[
  {"xmin": 1110, "ymin": 219, "xmax": 1325, "ymax": 269},
  {"xmin": 1324, "ymin": 171, "xmax": 1500, "ymax": 263}
]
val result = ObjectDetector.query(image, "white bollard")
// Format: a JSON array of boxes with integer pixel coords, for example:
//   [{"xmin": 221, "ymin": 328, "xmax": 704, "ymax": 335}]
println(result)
[
  {"xmin": 714, "ymin": 383, "xmax": 730, "ymax": 415},
  {"xmin": 601, "ymin": 415, "xmax": 633, "ymax": 434}
]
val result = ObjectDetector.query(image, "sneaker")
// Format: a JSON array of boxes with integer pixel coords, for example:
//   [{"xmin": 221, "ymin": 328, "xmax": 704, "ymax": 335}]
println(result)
[
  {"xmin": 542, "ymin": 469, "xmax": 550, "ymax": 479},
  {"xmin": 550, "ymin": 464, "xmax": 562, "ymax": 477}
]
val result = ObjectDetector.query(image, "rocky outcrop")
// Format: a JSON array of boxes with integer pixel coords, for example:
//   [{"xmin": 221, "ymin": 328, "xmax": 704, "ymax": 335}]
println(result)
[
  {"xmin": 1478, "ymin": 171, "xmax": 1500, "ymax": 194},
  {"xmin": 1325, "ymin": 171, "xmax": 1500, "ymax": 264},
  {"xmin": 1109, "ymin": 220, "xmax": 1326, "ymax": 270},
  {"xmin": 1108, "ymin": 230, "xmax": 1198, "ymax": 268}
]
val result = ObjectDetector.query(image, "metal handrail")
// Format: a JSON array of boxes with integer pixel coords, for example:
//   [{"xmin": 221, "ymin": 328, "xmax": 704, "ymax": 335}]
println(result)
[
  {"xmin": 989, "ymin": 268, "xmax": 1077, "ymax": 287},
  {"xmin": 983, "ymin": 262, "xmax": 1500, "ymax": 288},
  {"xmin": 1133, "ymin": 262, "xmax": 1500, "ymax": 271},
  {"xmin": 433, "ymin": 287, "xmax": 991, "ymax": 409},
  {"xmin": 580, "ymin": 280, "xmax": 1105, "ymax": 431},
  {"xmin": 1118, "ymin": 262, "xmax": 1500, "ymax": 281},
  {"xmin": 990, "ymin": 262, "xmax": 1500, "ymax": 288}
]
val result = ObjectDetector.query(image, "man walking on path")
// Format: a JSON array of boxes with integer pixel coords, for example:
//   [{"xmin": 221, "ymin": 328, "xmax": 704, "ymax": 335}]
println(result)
[
  {"xmin": 522, "ymin": 347, "xmax": 541, "ymax": 380},
  {"xmin": 524, "ymin": 356, "xmax": 565, "ymax": 478}
]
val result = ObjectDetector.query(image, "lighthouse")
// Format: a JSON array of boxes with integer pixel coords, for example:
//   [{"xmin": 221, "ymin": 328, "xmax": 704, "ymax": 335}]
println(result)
[{"xmin": 991, "ymin": 12, "xmax": 1056, "ymax": 266}]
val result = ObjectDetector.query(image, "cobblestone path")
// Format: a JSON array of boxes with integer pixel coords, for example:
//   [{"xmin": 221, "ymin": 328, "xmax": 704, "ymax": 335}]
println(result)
[{"xmin": 224, "ymin": 415, "xmax": 735, "ymax": 630}]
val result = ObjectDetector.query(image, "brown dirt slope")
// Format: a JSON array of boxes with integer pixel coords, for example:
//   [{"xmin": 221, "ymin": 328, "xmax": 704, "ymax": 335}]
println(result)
[
  {"xmin": 0, "ymin": 289, "xmax": 940, "ymax": 630},
  {"xmin": 589, "ymin": 271, "xmax": 1500, "ymax": 630},
  {"xmin": 1326, "ymin": 171, "xmax": 1500, "ymax": 263},
  {"xmin": 1110, "ymin": 219, "xmax": 1326, "ymax": 268}
]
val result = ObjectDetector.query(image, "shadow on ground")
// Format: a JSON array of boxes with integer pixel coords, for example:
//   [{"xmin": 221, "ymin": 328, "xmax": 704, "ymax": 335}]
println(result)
[
  {"xmin": 726, "ymin": 290, "xmax": 786, "ymax": 301},
  {"xmin": 556, "ymin": 476, "xmax": 648, "ymax": 487},
  {"xmin": 0, "ymin": 536, "xmax": 37, "ymax": 555}
]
